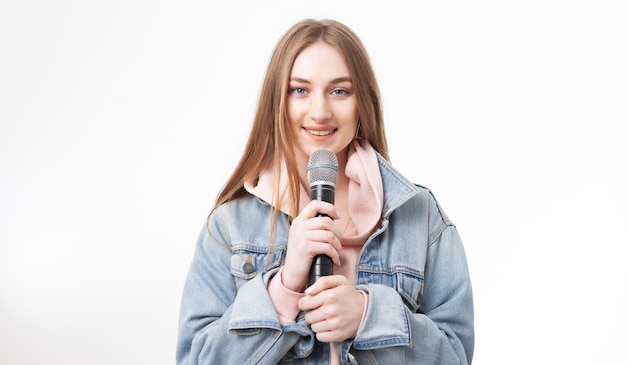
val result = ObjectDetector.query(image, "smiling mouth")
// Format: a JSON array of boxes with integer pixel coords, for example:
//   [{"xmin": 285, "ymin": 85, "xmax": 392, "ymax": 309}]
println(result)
[{"xmin": 307, "ymin": 129, "xmax": 335, "ymax": 136}]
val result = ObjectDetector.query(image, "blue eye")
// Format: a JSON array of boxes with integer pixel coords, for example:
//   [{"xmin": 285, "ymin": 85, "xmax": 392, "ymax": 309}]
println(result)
[
  {"xmin": 332, "ymin": 89, "xmax": 348, "ymax": 96},
  {"xmin": 292, "ymin": 87, "xmax": 306, "ymax": 95}
]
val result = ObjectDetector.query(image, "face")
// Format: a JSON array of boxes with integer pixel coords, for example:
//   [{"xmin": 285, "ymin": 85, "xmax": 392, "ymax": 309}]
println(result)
[{"xmin": 287, "ymin": 41, "xmax": 358, "ymax": 168}]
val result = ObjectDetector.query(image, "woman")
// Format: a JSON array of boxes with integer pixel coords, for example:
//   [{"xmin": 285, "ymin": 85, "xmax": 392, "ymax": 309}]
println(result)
[{"xmin": 177, "ymin": 18, "xmax": 474, "ymax": 364}]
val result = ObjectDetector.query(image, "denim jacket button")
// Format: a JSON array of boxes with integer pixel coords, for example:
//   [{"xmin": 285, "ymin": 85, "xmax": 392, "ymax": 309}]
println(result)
[{"xmin": 243, "ymin": 262, "xmax": 255, "ymax": 274}]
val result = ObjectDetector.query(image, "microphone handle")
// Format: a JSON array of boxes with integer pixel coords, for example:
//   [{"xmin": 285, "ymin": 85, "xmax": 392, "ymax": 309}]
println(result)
[
  {"xmin": 309, "ymin": 252, "xmax": 333, "ymax": 286},
  {"xmin": 308, "ymin": 183, "xmax": 335, "ymax": 286}
]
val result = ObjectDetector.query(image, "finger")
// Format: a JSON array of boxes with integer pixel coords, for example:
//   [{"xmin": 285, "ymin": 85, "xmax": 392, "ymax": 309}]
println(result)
[
  {"xmin": 315, "ymin": 328, "xmax": 347, "ymax": 343},
  {"xmin": 302, "ymin": 302, "xmax": 325, "ymax": 322},
  {"xmin": 300, "ymin": 200, "xmax": 339, "ymax": 220},
  {"xmin": 304, "ymin": 275, "xmax": 349, "ymax": 295},
  {"xmin": 304, "ymin": 227, "xmax": 340, "ymax": 245},
  {"xmin": 310, "ymin": 318, "xmax": 334, "ymax": 335},
  {"xmin": 307, "ymin": 239, "xmax": 342, "ymax": 266},
  {"xmin": 299, "ymin": 292, "xmax": 321, "ymax": 312}
]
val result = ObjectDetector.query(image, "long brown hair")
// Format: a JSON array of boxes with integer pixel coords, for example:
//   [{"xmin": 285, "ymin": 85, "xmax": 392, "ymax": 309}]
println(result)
[{"xmin": 212, "ymin": 19, "xmax": 388, "ymax": 225}]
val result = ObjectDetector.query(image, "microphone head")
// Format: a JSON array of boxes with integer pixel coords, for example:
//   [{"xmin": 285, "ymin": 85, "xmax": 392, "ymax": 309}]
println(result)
[{"xmin": 307, "ymin": 150, "xmax": 339, "ymax": 187}]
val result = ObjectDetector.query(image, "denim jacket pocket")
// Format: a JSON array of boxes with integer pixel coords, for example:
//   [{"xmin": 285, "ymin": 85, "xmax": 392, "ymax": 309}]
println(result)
[
  {"xmin": 360, "ymin": 266, "xmax": 424, "ymax": 313},
  {"xmin": 229, "ymin": 243, "xmax": 285, "ymax": 289},
  {"xmin": 395, "ymin": 269, "xmax": 424, "ymax": 313}
]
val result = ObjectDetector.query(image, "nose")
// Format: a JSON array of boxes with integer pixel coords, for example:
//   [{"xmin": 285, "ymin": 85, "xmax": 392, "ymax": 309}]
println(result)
[{"xmin": 309, "ymin": 94, "xmax": 331, "ymax": 122}]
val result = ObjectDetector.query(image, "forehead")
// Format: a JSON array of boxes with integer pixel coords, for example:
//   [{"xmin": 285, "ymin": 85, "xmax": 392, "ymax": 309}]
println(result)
[{"xmin": 290, "ymin": 42, "xmax": 350, "ymax": 79}]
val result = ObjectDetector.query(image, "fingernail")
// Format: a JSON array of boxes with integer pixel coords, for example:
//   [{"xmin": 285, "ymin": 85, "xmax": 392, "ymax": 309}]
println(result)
[{"xmin": 304, "ymin": 285, "xmax": 316, "ymax": 294}]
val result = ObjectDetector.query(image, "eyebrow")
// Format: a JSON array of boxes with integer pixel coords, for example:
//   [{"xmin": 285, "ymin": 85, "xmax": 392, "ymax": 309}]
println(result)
[{"xmin": 290, "ymin": 76, "xmax": 353, "ymax": 84}]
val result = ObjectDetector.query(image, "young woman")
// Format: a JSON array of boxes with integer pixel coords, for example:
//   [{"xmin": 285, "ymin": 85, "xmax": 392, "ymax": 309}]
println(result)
[{"xmin": 177, "ymin": 18, "xmax": 474, "ymax": 365}]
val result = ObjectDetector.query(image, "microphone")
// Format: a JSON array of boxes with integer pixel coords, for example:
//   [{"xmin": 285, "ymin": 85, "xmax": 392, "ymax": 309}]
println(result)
[{"xmin": 307, "ymin": 149, "xmax": 339, "ymax": 286}]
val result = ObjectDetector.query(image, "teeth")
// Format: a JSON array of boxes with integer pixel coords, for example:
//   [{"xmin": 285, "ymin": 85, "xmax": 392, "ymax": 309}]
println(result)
[{"xmin": 309, "ymin": 129, "xmax": 333, "ymax": 136}]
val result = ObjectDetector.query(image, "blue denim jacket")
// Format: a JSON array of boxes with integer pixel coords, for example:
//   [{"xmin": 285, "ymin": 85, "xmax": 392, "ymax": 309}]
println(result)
[{"xmin": 177, "ymin": 155, "xmax": 474, "ymax": 364}]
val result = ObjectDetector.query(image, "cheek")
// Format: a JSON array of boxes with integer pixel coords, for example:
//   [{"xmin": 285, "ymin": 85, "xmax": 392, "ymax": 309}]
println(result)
[
  {"xmin": 339, "ymin": 106, "xmax": 359, "ymax": 130},
  {"xmin": 287, "ymin": 101, "xmax": 305, "ymax": 123}
]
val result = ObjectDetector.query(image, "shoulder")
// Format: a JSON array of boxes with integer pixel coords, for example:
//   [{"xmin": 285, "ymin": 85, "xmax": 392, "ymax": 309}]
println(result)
[
  {"xmin": 377, "ymin": 157, "xmax": 451, "ymax": 224},
  {"xmin": 391, "ymin": 182, "xmax": 453, "ymax": 228},
  {"xmin": 377, "ymin": 158, "xmax": 455, "ymax": 237},
  {"xmin": 412, "ymin": 183, "xmax": 452, "ymax": 226},
  {"xmin": 212, "ymin": 194, "xmax": 270, "ymax": 218},
  {"xmin": 207, "ymin": 194, "xmax": 270, "ymax": 232}
]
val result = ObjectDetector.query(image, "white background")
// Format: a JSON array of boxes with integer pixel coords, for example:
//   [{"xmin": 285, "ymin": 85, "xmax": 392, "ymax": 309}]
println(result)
[{"xmin": 1, "ymin": 1, "xmax": 625, "ymax": 364}]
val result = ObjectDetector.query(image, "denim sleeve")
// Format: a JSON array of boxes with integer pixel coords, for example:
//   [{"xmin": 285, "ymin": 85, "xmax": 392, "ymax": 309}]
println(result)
[
  {"xmin": 176, "ymin": 214, "xmax": 316, "ymax": 365},
  {"xmin": 341, "ymin": 225, "xmax": 474, "ymax": 365}
]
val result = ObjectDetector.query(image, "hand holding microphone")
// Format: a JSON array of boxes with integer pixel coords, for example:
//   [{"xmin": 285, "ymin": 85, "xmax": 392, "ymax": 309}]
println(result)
[
  {"xmin": 307, "ymin": 150, "xmax": 339, "ymax": 286},
  {"xmin": 301, "ymin": 153, "xmax": 366, "ymax": 341},
  {"xmin": 280, "ymin": 150, "xmax": 341, "ymax": 292}
]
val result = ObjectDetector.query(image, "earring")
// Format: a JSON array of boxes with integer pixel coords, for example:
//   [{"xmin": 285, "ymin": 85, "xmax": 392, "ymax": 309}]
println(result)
[{"xmin": 355, "ymin": 122, "xmax": 362, "ymax": 139}]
